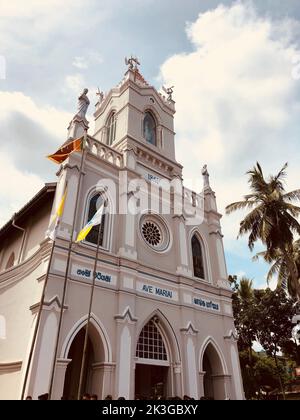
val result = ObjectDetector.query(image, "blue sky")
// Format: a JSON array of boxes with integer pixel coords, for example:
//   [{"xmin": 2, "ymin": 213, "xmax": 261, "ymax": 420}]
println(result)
[{"xmin": 0, "ymin": 0, "xmax": 300, "ymax": 289}]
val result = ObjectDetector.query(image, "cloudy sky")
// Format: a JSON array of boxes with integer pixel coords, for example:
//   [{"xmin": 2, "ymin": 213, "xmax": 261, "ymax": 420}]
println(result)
[{"xmin": 1, "ymin": 0, "xmax": 300, "ymax": 288}]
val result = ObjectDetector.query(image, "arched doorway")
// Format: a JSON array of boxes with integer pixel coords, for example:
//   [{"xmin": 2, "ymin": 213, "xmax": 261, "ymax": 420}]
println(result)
[
  {"xmin": 135, "ymin": 317, "xmax": 171, "ymax": 399},
  {"xmin": 62, "ymin": 321, "xmax": 106, "ymax": 400},
  {"xmin": 63, "ymin": 328, "xmax": 94, "ymax": 400},
  {"xmin": 201, "ymin": 341, "xmax": 226, "ymax": 400}
]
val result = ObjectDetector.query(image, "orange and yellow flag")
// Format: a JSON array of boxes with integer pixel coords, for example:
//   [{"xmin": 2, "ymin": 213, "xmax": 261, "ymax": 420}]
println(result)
[{"xmin": 47, "ymin": 137, "xmax": 83, "ymax": 164}]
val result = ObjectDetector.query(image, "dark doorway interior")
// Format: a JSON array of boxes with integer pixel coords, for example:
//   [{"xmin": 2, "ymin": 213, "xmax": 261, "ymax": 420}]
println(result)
[
  {"xmin": 63, "ymin": 328, "xmax": 94, "ymax": 400},
  {"xmin": 203, "ymin": 352, "xmax": 214, "ymax": 399},
  {"xmin": 135, "ymin": 363, "xmax": 168, "ymax": 399}
]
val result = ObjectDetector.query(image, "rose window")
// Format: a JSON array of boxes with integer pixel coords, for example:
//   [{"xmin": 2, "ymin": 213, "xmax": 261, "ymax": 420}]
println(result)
[{"xmin": 142, "ymin": 222, "xmax": 161, "ymax": 246}]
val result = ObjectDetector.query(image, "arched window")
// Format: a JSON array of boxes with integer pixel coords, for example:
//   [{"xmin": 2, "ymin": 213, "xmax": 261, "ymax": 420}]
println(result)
[
  {"xmin": 136, "ymin": 318, "xmax": 167, "ymax": 361},
  {"xmin": 192, "ymin": 235, "xmax": 205, "ymax": 279},
  {"xmin": 5, "ymin": 252, "xmax": 15, "ymax": 270},
  {"xmin": 143, "ymin": 112, "xmax": 156, "ymax": 146},
  {"xmin": 85, "ymin": 194, "xmax": 106, "ymax": 246},
  {"xmin": 107, "ymin": 112, "xmax": 116, "ymax": 146}
]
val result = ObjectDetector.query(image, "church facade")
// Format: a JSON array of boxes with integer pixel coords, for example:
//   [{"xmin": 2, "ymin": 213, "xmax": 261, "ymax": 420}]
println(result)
[{"xmin": 0, "ymin": 61, "xmax": 244, "ymax": 400}]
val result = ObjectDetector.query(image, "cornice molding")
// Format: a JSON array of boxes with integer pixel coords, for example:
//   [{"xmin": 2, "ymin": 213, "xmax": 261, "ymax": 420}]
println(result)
[
  {"xmin": 0, "ymin": 361, "xmax": 22, "ymax": 373},
  {"xmin": 0, "ymin": 240, "xmax": 51, "ymax": 289}
]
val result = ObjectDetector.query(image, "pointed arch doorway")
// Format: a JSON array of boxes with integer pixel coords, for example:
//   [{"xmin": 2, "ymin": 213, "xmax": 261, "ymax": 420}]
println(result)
[
  {"xmin": 62, "ymin": 322, "xmax": 106, "ymax": 400},
  {"xmin": 201, "ymin": 341, "xmax": 227, "ymax": 400},
  {"xmin": 135, "ymin": 317, "xmax": 171, "ymax": 399}
]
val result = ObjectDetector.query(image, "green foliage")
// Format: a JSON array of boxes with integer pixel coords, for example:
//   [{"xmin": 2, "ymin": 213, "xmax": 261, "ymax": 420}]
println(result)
[
  {"xmin": 230, "ymin": 276, "xmax": 298, "ymax": 399},
  {"xmin": 238, "ymin": 350, "xmax": 290, "ymax": 399},
  {"xmin": 226, "ymin": 163, "xmax": 300, "ymax": 299},
  {"xmin": 255, "ymin": 288, "xmax": 296, "ymax": 359}
]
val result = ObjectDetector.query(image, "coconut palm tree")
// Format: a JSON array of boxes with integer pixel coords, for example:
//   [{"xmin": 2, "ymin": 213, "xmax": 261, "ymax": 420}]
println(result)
[
  {"xmin": 254, "ymin": 240, "xmax": 300, "ymax": 299},
  {"xmin": 226, "ymin": 163, "xmax": 300, "ymax": 298}
]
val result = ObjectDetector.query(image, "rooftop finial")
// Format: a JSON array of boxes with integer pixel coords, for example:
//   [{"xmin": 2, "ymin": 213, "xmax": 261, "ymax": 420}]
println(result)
[
  {"xmin": 202, "ymin": 164, "xmax": 210, "ymax": 189},
  {"xmin": 162, "ymin": 85, "xmax": 174, "ymax": 101},
  {"xmin": 96, "ymin": 87, "xmax": 104, "ymax": 103},
  {"xmin": 125, "ymin": 55, "xmax": 140, "ymax": 71}
]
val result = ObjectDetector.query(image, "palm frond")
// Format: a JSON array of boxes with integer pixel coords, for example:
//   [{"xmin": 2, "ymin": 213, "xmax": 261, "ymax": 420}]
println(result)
[
  {"xmin": 225, "ymin": 200, "xmax": 257, "ymax": 214},
  {"xmin": 283, "ymin": 189, "xmax": 300, "ymax": 202}
]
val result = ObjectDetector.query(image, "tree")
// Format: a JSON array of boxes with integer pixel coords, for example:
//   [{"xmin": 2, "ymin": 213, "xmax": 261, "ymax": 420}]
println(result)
[
  {"xmin": 226, "ymin": 163, "xmax": 300, "ymax": 298},
  {"xmin": 230, "ymin": 275, "xmax": 259, "ymax": 398},
  {"xmin": 254, "ymin": 354, "xmax": 289, "ymax": 399},
  {"xmin": 255, "ymin": 288, "xmax": 297, "ymax": 399},
  {"xmin": 255, "ymin": 240, "xmax": 300, "ymax": 300},
  {"xmin": 232, "ymin": 277, "xmax": 257, "ymax": 360}
]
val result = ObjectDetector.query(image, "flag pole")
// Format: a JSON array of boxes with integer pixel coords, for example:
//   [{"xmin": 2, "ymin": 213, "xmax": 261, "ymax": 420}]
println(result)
[
  {"xmin": 20, "ymin": 239, "xmax": 56, "ymax": 400},
  {"xmin": 77, "ymin": 202, "xmax": 106, "ymax": 400},
  {"xmin": 48, "ymin": 134, "xmax": 87, "ymax": 400}
]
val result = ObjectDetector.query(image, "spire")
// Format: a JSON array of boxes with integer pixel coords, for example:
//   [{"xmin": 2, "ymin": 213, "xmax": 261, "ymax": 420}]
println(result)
[{"xmin": 67, "ymin": 88, "xmax": 90, "ymax": 140}]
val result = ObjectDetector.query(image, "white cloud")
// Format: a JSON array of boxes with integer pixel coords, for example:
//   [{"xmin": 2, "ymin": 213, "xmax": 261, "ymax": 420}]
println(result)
[
  {"xmin": 72, "ymin": 52, "xmax": 104, "ymax": 70},
  {"xmin": 65, "ymin": 74, "xmax": 87, "ymax": 95},
  {"xmin": 0, "ymin": 151, "xmax": 44, "ymax": 227},
  {"xmin": 0, "ymin": 91, "xmax": 72, "ymax": 141},
  {"xmin": 236, "ymin": 271, "xmax": 247, "ymax": 279},
  {"xmin": 72, "ymin": 57, "xmax": 89, "ymax": 70},
  {"xmin": 159, "ymin": 2, "xmax": 300, "ymax": 255},
  {"xmin": 0, "ymin": 0, "xmax": 68, "ymax": 18},
  {"xmin": 0, "ymin": 91, "xmax": 74, "ymax": 228}
]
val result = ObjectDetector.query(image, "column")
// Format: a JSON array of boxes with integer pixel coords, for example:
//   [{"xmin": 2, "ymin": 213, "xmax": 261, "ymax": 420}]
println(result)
[
  {"xmin": 29, "ymin": 310, "xmax": 58, "ymax": 400},
  {"xmin": 173, "ymin": 364, "xmax": 183, "ymax": 397},
  {"xmin": 114, "ymin": 310, "xmax": 137, "ymax": 399},
  {"xmin": 180, "ymin": 326, "xmax": 199, "ymax": 399},
  {"xmin": 51, "ymin": 359, "xmax": 71, "ymax": 400},
  {"xmin": 91, "ymin": 362, "xmax": 115, "ymax": 400},
  {"xmin": 198, "ymin": 371, "xmax": 205, "ymax": 398}
]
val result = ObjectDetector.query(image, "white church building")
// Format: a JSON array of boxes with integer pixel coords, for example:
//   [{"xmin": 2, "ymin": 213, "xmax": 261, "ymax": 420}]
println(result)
[{"xmin": 0, "ymin": 60, "xmax": 244, "ymax": 400}]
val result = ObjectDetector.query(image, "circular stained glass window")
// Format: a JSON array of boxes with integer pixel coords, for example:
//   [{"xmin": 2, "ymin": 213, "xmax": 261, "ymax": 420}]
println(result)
[
  {"xmin": 142, "ymin": 221, "xmax": 161, "ymax": 246},
  {"xmin": 140, "ymin": 214, "xmax": 171, "ymax": 252}
]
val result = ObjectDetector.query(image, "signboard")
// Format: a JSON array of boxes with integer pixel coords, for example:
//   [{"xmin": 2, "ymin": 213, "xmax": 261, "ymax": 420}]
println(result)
[
  {"xmin": 72, "ymin": 264, "xmax": 115, "ymax": 285},
  {"xmin": 193, "ymin": 296, "xmax": 220, "ymax": 312},
  {"xmin": 137, "ymin": 281, "xmax": 178, "ymax": 301},
  {"xmin": 146, "ymin": 173, "xmax": 161, "ymax": 184}
]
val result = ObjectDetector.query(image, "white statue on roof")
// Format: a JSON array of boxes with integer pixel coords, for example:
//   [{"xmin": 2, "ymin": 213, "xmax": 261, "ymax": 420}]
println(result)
[
  {"xmin": 162, "ymin": 85, "xmax": 174, "ymax": 101},
  {"xmin": 76, "ymin": 88, "xmax": 90, "ymax": 119},
  {"xmin": 202, "ymin": 164, "xmax": 210, "ymax": 189},
  {"xmin": 125, "ymin": 55, "xmax": 140, "ymax": 70},
  {"xmin": 96, "ymin": 87, "xmax": 104, "ymax": 103}
]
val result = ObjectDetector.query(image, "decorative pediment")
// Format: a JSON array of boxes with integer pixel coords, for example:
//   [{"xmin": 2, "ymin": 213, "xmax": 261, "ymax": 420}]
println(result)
[
  {"xmin": 30, "ymin": 295, "xmax": 68, "ymax": 314},
  {"xmin": 114, "ymin": 306, "xmax": 137, "ymax": 324},
  {"xmin": 180, "ymin": 321, "xmax": 199, "ymax": 336},
  {"xmin": 224, "ymin": 329, "xmax": 239, "ymax": 341}
]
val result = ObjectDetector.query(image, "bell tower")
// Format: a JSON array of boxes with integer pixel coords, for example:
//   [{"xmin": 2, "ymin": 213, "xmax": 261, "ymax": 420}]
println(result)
[{"xmin": 93, "ymin": 57, "xmax": 182, "ymax": 181}]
